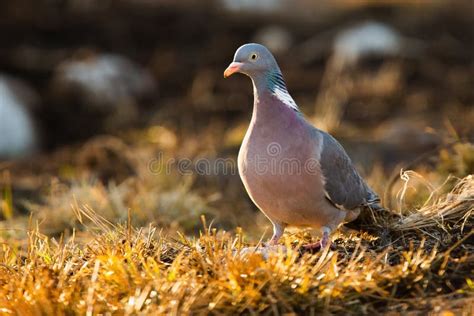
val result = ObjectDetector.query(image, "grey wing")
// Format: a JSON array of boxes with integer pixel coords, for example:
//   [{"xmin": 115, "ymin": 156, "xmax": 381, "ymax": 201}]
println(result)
[{"xmin": 317, "ymin": 130, "xmax": 379, "ymax": 210}]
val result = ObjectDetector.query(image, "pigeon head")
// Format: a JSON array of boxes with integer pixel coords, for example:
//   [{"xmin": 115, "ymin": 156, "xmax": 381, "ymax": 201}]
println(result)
[
  {"xmin": 224, "ymin": 43, "xmax": 279, "ymax": 79},
  {"xmin": 224, "ymin": 43, "xmax": 298, "ymax": 110}
]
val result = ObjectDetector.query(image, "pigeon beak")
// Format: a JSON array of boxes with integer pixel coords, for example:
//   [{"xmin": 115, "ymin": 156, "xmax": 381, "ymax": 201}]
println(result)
[{"xmin": 224, "ymin": 62, "xmax": 243, "ymax": 78}]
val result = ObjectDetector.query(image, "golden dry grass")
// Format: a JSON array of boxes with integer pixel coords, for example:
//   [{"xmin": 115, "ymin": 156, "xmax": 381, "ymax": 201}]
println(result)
[
  {"xmin": 0, "ymin": 136, "xmax": 472, "ymax": 315},
  {"xmin": 0, "ymin": 173, "xmax": 472, "ymax": 315}
]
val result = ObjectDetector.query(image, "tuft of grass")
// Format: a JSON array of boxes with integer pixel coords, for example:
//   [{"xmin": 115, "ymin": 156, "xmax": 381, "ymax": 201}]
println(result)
[
  {"xmin": 393, "ymin": 173, "xmax": 473, "ymax": 233},
  {"xmin": 23, "ymin": 154, "xmax": 217, "ymax": 236}
]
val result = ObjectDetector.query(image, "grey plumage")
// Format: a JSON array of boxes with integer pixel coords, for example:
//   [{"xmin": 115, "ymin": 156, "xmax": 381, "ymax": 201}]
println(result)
[{"xmin": 319, "ymin": 130, "xmax": 380, "ymax": 210}]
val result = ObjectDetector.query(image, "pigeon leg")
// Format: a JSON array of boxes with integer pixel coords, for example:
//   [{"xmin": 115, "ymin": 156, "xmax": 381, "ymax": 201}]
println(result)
[
  {"xmin": 267, "ymin": 222, "xmax": 286, "ymax": 246},
  {"xmin": 303, "ymin": 226, "xmax": 332, "ymax": 251},
  {"xmin": 320, "ymin": 227, "xmax": 331, "ymax": 248}
]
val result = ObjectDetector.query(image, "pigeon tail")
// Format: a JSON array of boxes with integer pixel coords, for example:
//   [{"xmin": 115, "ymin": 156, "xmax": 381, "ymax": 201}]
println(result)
[{"xmin": 364, "ymin": 189, "xmax": 384, "ymax": 211}]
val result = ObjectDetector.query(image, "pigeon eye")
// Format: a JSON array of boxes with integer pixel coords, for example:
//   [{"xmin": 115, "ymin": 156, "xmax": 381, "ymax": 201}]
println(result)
[{"xmin": 250, "ymin": 53, "xmax": 258, "ymax": 61}]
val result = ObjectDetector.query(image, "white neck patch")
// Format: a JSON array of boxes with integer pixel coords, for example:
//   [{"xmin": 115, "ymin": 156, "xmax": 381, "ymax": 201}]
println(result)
[
  {"xmin": 272, "ymin": 86, "xmax": 298, "ymax": 111},
  {"xmin": 267, "ymin": 71, "xmax": 299, "ymax": 111}
]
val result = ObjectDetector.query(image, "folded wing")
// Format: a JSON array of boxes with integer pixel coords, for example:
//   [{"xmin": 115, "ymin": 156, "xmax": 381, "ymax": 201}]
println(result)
[{"xmin": 318, "ymin": 130, "xmax": 379, "ymax": 210}]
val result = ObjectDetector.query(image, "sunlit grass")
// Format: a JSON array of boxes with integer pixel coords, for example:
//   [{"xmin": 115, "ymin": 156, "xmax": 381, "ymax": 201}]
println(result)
[
  {"xmin": 0, "ymin": 135, "xmax": 472, "ymax": 314},
  {"xmin": 0, "ymin": 173, "xmax": 472, "ymax": 314}
]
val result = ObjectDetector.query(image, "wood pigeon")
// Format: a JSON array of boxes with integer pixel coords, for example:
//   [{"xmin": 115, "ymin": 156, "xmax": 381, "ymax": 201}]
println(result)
[{"xmin": 224, "ymin": 43, "xmax": 381, "ymax": 249}]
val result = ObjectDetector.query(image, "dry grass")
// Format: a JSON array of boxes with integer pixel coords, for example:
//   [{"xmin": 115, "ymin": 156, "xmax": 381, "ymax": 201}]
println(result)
[
  {"xmin": 0, "ymin": 173, "xmax": 472, "ymax": 315},
  {"xmin": 0, "ymin": 137, "xmax": 472, "ymax": 315}
]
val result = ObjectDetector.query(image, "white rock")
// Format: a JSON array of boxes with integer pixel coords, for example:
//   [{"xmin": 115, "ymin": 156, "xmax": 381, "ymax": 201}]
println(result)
[
  {"xmin": 334, "ymin": 21, "xmax": 402, "ymax": 66},
  {"xmin": 54, "ymin": 53, "xmax": 156, "ymax": 110},
  {"xmin": 0, "ymin": 77, "xmax": 37, "ymax": 158}
]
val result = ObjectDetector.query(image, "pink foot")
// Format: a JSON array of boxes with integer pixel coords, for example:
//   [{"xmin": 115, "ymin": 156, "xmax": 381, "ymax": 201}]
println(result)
[{"xmin": 302, "ymin": 227, "xmax": 334, "ymax": 252}]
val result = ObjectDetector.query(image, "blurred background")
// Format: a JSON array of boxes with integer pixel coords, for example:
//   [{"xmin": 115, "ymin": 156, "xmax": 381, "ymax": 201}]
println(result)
[{"xmin": 0, "ymin": 0, "xmax": 472, "ymax": 237}]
